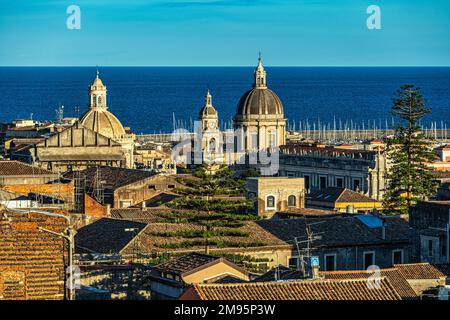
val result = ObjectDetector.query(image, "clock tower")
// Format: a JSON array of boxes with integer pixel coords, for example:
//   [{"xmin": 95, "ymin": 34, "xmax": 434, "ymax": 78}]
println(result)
[
  {"xmin": 199, "ymin": 89, "xmax": 218, "ymax": 131},
  {"xmin": 198, "ymin": 89, "xmax": 222, "ymax": 162}
]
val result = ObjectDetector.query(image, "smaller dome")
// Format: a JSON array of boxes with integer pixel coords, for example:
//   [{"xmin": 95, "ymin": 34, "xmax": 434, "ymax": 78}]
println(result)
[
  {"xmin": 199, "ymin": 105, "xmax": 218, "ymax": 117},
  {"xmin": 198, "ymin": 89, "xmax": 218, "ymax": 119},
  {"xmin": 80, "ymin": 109, "xmax": 126, "ymax": 139}
]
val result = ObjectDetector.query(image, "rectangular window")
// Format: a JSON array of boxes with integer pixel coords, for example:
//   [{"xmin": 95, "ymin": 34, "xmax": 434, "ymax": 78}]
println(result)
[
  {"xmin": 251, "ymin": 133, "xmax": 258, "ymax": 150},
  {"xmin": 304, "ymin": 175, "xmax": 310, "ymax": 190},
  {"xmin": 288, "ymin": 257, "xmax": 298, "ymax": 269},
  {"xmin": 120, "ymin": 200, "xmax": 132, "ymax": 208},
  {"xmin": 325, "ymin": 254, "xmax": 336, "ymax": 271},
  {"xmin": 363, "ymin": 252, "xmax": 375, "ymax": 270},
  {"xmin": 320, "ymin": 176, "xmax": 327, "ymax": 189},
  {"xmin": 336, "ymin": 178, "xmax": 344, "ymax": 188},
  {"xmin": 392, "ymin": 250, "xmax": 403, "ymax": 265},
  {"xmin": 428, "ymin": 240, "xmax": 434, "ymax": 257},
  {"xmin": 353, "ymin": 179, "xmax": 361, "ymax": 191},
  {"xmin": 148, "ymin": 185, "xmax": 156, "ymax": 190}
]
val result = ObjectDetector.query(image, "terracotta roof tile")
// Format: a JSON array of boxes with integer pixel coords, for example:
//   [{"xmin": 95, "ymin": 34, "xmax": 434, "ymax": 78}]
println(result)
[
  {"xmin": 322, "ymin": 268, "xmax": 417, "ymax": 300},
  {"xmin": 75, "ymin": 218, "xmax": 148, "ymax": 254},
  {"xmin": 64, "ymin": 166, "xmax": 157, "ymax": 190},
  {"xmin": 155, "ymin": 252, "xmax": 219, "ymax": 275},
  {"xmin": 182, "ymin": 278, "xmax": 401, "ymax": 300},
  {"xmin": 394, "ymin": 263, "xmax": 446, "ymax": 280},
  {"xmin": 0, "ymin": 160, "xmax": 55, "ymax": 176},
  {"xmin": 256, "ymin": 215, "xmax": 409, "ymax": 248},
  {"xmin": 307, "ymin": 188, "xmax": 379, "ymax": 204}
]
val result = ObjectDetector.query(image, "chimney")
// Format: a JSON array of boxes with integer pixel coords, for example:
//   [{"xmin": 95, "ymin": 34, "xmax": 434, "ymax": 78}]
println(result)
[
  {"xmin": 311, "ymin": 265, "xmax": 320, "ymax": 279},
  {"xmin": 381, "ymin": 221, "xmax": 386, "ymax": 240},
  {"xmin": 106, "ymin": 204, "xmax": 111, "ymax": 216},
  {"xmin": 142, "ymin": 201, "xmax": 146, "ymax": 209}
]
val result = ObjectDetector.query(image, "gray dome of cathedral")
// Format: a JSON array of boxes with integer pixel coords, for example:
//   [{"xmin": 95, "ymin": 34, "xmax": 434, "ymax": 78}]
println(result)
[{"xmin": 236, "ymin": 88, "xmax": 284, "ymax": 116}]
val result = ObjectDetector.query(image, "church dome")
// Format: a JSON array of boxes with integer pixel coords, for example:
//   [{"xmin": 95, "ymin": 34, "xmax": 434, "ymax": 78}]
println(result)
[
  {"xmin": 235, "ymin": 54, "xmax": 284, "ymax": 118},
  {"xmin": 80, "ymin": 70, "xmax": 127, "ymax": 139},
  {"xmin": 80, "ymin": 109, "xmax": 126, "ymax": 139},
  {"xmin": 236, "ymin": 88, "xmax": 284, "ymax": 116}
]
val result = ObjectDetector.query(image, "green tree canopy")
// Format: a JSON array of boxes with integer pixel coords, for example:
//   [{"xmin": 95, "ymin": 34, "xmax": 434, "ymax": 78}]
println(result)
[{"xmin": 383, "ymin": 84, "xmax": 439, "ymax": 214}]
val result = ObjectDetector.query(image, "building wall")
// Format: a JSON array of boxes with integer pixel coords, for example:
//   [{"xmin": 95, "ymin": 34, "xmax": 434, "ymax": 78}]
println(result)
[
  {"xmin": 84, "ymin": 193, "xmax": 109, "ymax": 217},
  {"xmin": 183, "ymin": 262, "xmax": 249, "ymax": 284},
  {"xmin": 0, "ymin": 174, "xmax": 58, "ymax": 186},
  {"xmin": 213, "ymin": 243, "xmax": 410, "ymax": 272},
  {"xmin": 78, "ymin": 265, "xmax": 151, "ymax": 300},
  {"xmin": 113, "ymin": 175, "xmax": 179, "ymax": 209},
  {"xmin": 211, "ymin": 246, "xmax": 293, "ymax": 270},
  {"xmin": 35, "ymin": 124, "xmax": 126, "ymax": 173},
  {"xmin": 0, "ymin": 211, "xmax": 67, "ymax": 300},
  {"xmin": 279, "ymin": 151, "xmax": 387, "ymax": 200},
  {"xmin": 247, "ymin": 177, "xmax": 305, "ymax": 219},
  {"xmin": 1, "ymin": 183, "xmax": 74, "ymax": 208},
  {"xmin": 409, "ymin": 202, "xmax": 450, "ymax": 264},
  {"xmin": 406, "ymin": 279, "xmax": 446, "ymax": 295}
]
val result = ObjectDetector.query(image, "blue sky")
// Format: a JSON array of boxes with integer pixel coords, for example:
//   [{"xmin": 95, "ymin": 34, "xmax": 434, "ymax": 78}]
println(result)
[{"xmin": 0, "ymin": 0, "xmax": 449, "ymax": 66}]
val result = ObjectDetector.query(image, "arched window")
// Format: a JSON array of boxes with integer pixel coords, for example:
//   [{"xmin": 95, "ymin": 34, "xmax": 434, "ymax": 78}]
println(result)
[
  {"xmin": 266, "ymin": 195, "xmax": 275, "ymax": 209},
  {"xmin": 93, "ymin": 94, "xmax": 97, "ymax": 106},
  {"xmin": 288, "ymin": 195, "xmax": 296, "ymax": 207},
  {"xmin": 98, "ymin": 95, "xmax": 102, "ymax": 105},
  {"xmin": 209, "ymin": 138, "xmax": 216, "ymax": 152}
]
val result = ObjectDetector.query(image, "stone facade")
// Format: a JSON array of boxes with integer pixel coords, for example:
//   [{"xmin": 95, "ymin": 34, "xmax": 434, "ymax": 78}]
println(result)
[
  {"xmin": 409, "ymin": 201, "xmax": 450, "ymax": 264},
  {"xmin": 34, "ymin": 122, "xmax": 126, "ymax": 173},
  {"xmin": 279, "ymin": 143, "xmax": 388, "ymax": 200},
  {"xmin": 246, "ymin": 177, "xmax": 305, "ymax": 219}
]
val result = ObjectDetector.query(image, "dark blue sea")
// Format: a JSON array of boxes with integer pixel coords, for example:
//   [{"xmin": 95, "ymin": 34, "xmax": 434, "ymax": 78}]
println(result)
[{"xmin": 0, "ymin": 67, "xmax": 449, "ymax": 134}]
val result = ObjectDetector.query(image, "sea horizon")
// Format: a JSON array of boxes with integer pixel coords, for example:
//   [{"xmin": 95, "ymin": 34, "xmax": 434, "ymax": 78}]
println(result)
[{"xmin": 1, "ymin": 66, "xmax": 449, "ymax": 134}]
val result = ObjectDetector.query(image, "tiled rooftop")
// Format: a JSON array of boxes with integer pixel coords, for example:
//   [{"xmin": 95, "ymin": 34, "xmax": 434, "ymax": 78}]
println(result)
[
  {"xmin": 0, "ymin": 160, "xmax": 56, "ymax": 176},
  {"xmin": 154, "ymin": 252, "xmax": 219, "ymax": 275},
  {"xmin": 307, "ymin": 187, "xmax": 379, "ymax": 204},
  {"xmin": 256, "ymin": 215, "xmax": 409, "ymax": 248},
  {"xmin": 182, "ymin": 278, "xmax": 401, "ymax": 300},
  {"xmin": 65, "ymin": 166, "xmax": 157, "ymax": 190},
  {"xmin": 394, "ymin": 263, "xmax": 446, "ymax": 280},
  {"xmin": 75, "ymin": 218, "xmax": 148, "ymax": 254},
  {"xmin": 322, "ymin": 268, "xmax": 417, "ymax": 300}
]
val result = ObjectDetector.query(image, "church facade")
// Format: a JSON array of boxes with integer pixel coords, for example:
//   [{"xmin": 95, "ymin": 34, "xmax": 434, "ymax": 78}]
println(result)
[{"xmin": 30, "ymin": 72, "xmax": 135, "ymax": 172}]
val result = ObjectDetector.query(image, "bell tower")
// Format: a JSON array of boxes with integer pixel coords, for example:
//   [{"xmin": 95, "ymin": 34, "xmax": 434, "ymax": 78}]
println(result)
[
  {"xmin": 199, "ymin": 89, "xmax": 218, "ymax": 131},
  {"xmin": 254, "ymin": 53, "xmax": 267, "ymax": 89},
  {"xmin": 89, "ymin": 70, "xmax": 107, "ymax": 110}
]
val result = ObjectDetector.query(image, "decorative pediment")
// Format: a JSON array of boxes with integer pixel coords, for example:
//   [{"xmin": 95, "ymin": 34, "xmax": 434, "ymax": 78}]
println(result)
[{"xmin": 36, "ymin": 122, "xmax": 122, "ymax": 148}]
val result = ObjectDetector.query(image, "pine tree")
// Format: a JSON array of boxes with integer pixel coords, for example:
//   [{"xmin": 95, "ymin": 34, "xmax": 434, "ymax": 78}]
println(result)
[{"xmin": 383, "ymin": 84, "xmax": 439, "ymax": 214}]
